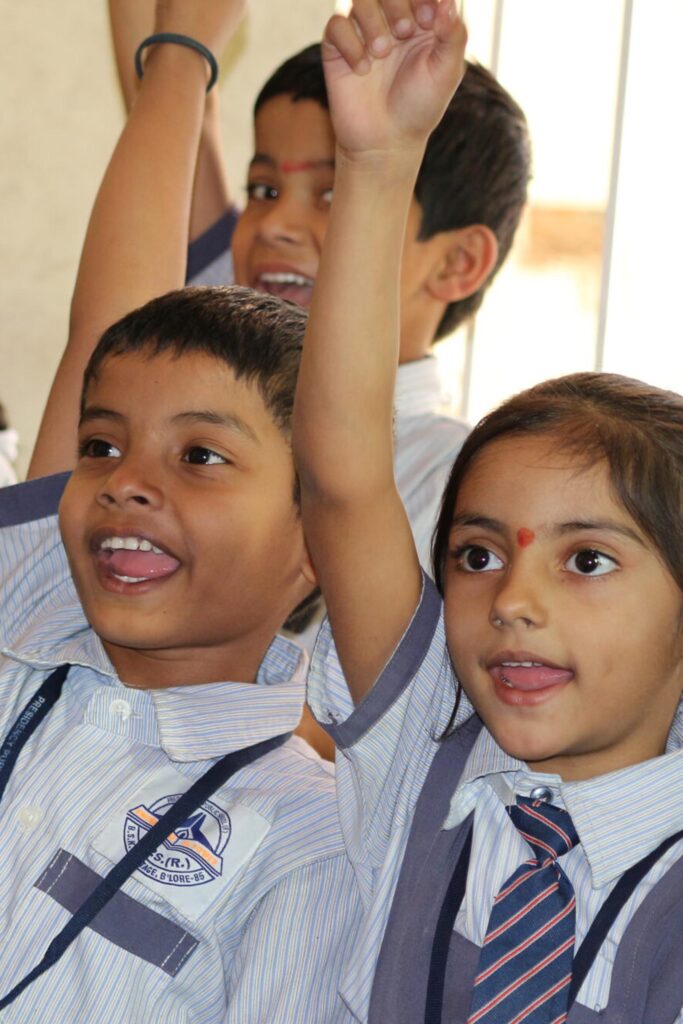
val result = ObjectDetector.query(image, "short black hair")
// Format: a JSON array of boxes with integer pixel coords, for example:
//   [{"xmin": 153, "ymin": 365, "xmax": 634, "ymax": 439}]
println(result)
[
  {"xmin": 255, "ymin": 46, "xmax": 531, "ymax": 342},
  {"xmin": 255, "ymin": 43, "xmax": 328, "ymax": 115},
  {"xmin": 82, "ymin": 286, "xmax": 320, "ymax": 631}
]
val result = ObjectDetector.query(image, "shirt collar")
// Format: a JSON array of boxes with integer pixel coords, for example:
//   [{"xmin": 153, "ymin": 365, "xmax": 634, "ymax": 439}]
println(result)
[
  {"xmin": 4, "ymin": 585, "xmax": 307, "ymax": 763},
  {"xmin": 151, "ymin": 635, "xmax": 307, "ymax": 761},
  {"xmin": 444, "ymin": 702, "xmax": 683, "ymax": 887},
  {"xmin": 394, "ymin": 357, "xmax": 450, "ymax": 418}
]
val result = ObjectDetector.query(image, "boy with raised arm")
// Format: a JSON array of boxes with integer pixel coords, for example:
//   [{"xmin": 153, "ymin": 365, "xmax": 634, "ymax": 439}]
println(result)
[
  {"xmin": 32, "ymin": 1, "xmax": 530, "ymax": 581},
  {"xmin": 0, "ymin": 2, "xmax": 361, "ymax": 1020}
]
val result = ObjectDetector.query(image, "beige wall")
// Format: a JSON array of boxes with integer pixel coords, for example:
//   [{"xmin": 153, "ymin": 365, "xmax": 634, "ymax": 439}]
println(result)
[{"xmin": 0, "ymin": 1, "xmax": 333, "ymax": 478}]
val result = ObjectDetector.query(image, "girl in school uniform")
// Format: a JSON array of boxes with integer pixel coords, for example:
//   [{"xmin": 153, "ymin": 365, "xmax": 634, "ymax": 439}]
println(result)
[{"xmin": 294, "ymin": 1, "xmax": 683, "ymax": 1021}]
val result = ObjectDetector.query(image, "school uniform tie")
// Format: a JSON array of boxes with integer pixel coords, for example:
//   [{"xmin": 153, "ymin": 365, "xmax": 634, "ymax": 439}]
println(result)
[{"xmin": 467, "ymin": 796, "xmax": 580, "ymax": 1024}]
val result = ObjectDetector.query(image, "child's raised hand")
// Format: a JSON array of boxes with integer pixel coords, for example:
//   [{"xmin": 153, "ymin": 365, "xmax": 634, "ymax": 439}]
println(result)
[
  {"xmin": 322, "ymin": 0, "xmax": 466, "ymax": 160},
  {"xmin": 153, "ymin": 0, "xmax": 246, "ymax": 60}
]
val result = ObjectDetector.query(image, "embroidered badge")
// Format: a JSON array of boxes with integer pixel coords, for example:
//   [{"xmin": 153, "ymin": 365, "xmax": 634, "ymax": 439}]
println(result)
[{"xmin": 124, "ymin": 795, "xmax": 231, "ymax": 887}]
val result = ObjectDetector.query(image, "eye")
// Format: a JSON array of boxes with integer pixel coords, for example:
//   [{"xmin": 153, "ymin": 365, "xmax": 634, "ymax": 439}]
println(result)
[
  {"xmin": 246, "ymin": 182, "xmax": 279, "ymax": 202},
  {"xmin": 565, "ymin": 548, "xmax": 618, "ymax": 576},
  {"xmin": 453, "ymin": 544, "xmax": 504, "ymax": 573},
  {"xmin": 183, "ymin": 446, "xmax": 228, "ymax": 466},
  {"xmin": 79, "ymin": 438, "xmax": 122, "ymax": 459}
]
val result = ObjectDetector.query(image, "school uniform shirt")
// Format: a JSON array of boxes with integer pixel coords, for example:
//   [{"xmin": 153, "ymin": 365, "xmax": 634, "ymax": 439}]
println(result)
[
  {"xmin": 308, "ymin": 572, "xmax": 683, "ymax": 1023},
  {"xmin": 0, "ymin": 474, "xmax": 361, "ymax": 1024}
]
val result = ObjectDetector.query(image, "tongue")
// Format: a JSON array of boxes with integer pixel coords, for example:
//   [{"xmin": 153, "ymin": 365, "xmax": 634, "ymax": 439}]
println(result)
[
  {"xmin": 108, "ymin": 549, "xmax": 180, "ymax": 580},
  {"xmin": 259, "ymin": 281, "xmax": 313, "ymax": 307},
  {"xmin": 493, "ymin": 664, "xmax": 573, "ymax": 691}
]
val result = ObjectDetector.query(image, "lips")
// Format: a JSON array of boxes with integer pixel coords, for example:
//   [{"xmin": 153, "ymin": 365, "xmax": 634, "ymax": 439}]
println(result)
[
  {"xmin": 487, "ymin": 651, "xmax": 574, "ymax": 705},
  {"xmin": 92, "ymin": 531, "xmax": 181, "ymax": 586}
]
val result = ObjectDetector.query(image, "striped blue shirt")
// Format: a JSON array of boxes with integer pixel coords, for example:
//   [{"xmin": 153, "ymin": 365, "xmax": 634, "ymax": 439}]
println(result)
[
  {"xmin": 308, "ymin": 573, "xmax": 683, "ymax": 1023},
  {"xmin": 0, "ymin": 474, "xmax": 360, "ymax": 1023}
]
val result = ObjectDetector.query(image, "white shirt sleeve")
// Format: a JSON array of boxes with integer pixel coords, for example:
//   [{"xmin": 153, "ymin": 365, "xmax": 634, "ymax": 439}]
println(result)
[{"xmin": 308, "ymin": 573, "xmax": 473, "ymax": 870}]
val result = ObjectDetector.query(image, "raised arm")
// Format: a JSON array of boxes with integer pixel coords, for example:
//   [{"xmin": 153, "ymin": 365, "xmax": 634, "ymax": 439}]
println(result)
[
  {"xmin": 294, "ymin": 0, "xmax": 466, "ymax": 701},
  {"xmin": 108, "ymin": 0, "xmax": 235, "ymax": 243},
  {"xmin": 28, "ymin": 1, "xmax": 244, "ymax": 479}
]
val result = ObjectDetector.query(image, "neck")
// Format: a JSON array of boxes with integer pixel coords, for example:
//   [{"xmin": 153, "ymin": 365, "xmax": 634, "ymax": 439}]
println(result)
[{"xmin": 101, "ymin": 634, "xmax": 274, "ymax": 689}]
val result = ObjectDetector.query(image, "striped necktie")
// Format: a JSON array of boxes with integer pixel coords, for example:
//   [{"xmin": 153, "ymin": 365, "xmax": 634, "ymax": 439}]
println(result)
[{"xmin": 467, "ymin": 796, "xmax": 579, "ymax": 1024}]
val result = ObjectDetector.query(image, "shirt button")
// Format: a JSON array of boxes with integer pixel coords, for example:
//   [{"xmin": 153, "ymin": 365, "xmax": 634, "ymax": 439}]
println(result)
[
  {"xmin": 529, "ymin": 786, "xmax": 554, "ymax": 802},
  {"xmin": 109, "ymin": 698, "xmax": 132, "ymax": 721},
  {"xmin": 18, "ymin": 805, "xmax": 44, "ymax": 831}
]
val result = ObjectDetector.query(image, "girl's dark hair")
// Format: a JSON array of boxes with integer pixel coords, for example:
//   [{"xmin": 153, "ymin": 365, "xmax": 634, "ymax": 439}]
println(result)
[
  {"xmin": 82, "ymin": 285, "xmax": 320, "ymax": 631},
  {"xmin": 432, "ymin": 372, "xmax": 683, "ymax": 594}
]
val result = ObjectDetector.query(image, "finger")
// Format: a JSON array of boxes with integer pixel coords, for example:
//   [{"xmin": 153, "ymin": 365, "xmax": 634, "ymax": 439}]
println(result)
[
  {"xmin": 323, "ymin": 14, "xmax": 372, "ymax": 74},
  {"xmin": 412, "ymin": 0, "xmax": 438, "ymax": 30},
  {"xmin": 349, "ymin": 0, "xmax": 393, "ymax": 57},
  {"xmin": 433, "ymin": 0, "xmax": 467, "ymax": 49},
  {"xmin": 376, "ymin": 0, "xmax": 417, "ymax": 39}
]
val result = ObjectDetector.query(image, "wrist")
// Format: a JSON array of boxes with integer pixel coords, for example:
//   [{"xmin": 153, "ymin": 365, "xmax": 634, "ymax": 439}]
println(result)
[
  {"xmin": 135, "ymin": 33, "xmax": 219, "ymax": 92},
  {"xmin": 334, "ymin": 146, "xmax": 422, "ymax": 203}
]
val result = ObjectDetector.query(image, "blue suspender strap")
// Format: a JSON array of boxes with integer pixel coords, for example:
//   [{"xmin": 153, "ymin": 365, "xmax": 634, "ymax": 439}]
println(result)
[
  {"xmin": 0, "ymin": 664, "xmax": 292, "ymax": 1012},
  {"xmin": 0, "ymin": 664, "xmax": 68, "ymax": 802},
  {"xmin": 424, "ymin": 821, "xmax": 473, "ymax": 1024},
  {"xmin": 567, "ymin": 825, "xmax": 683, "ymax": 1009}
]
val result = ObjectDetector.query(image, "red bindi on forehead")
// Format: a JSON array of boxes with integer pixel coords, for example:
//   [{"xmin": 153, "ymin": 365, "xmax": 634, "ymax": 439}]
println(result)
[{"xmin": 517, "ymin": 527, "xmax": 535, "ymax": 548}]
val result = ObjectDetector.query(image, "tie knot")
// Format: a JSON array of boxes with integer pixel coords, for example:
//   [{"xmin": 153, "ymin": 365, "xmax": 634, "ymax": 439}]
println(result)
[{"xmin": 508, "ymin": 795, "xmax": 579, "ymax": 860}]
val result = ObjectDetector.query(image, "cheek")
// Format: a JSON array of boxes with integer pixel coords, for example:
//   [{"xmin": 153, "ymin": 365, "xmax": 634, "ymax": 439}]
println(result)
[{"xmin": 231, "ymin": 217, "xmax": 256, "ymax": 280}]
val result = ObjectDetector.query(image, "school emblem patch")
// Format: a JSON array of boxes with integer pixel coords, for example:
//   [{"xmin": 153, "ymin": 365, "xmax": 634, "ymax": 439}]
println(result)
[{"xmin": 124, "ymin": 795, "xmax": 232, "ymax": 887}]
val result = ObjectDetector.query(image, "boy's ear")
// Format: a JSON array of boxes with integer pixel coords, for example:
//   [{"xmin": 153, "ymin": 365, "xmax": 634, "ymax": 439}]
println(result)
[{"xmin": 426, "ymin": 225, "xmax": 499, "ymax": 304}]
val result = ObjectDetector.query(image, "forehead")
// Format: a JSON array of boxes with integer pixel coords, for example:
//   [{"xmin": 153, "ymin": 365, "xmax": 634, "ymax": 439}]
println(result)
[
  {"xmin": 252, "ymin": 96, "xmax": 335, "ymax": 168},
  {"xmin": 456, "ymin": 434, "xmax": 627, "ymax": 526},
  {"xmin": 83, "ymin": 350, "xmax": 281, "ymax": 443}
]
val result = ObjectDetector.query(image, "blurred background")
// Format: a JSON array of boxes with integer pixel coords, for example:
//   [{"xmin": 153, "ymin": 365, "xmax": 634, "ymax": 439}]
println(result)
[{"xmin": 1, "ymin": 0, "xmax": 680, "ymax": 477}]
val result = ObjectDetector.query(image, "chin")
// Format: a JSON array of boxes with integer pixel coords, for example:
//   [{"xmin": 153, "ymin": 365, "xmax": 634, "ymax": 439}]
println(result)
[{"xmin": 491, "ymin": 725, "xmax": 565, "ymax": 768}]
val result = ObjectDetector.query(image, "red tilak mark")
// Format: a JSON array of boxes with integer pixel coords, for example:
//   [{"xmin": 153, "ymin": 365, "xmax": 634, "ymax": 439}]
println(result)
[
  {"xmin": 279, "ymin": 161, "xmax": 317, "ymax": 173},
  {"xmin": 517, "ymin": 528, "xmax": 535, "ymax": 548}
]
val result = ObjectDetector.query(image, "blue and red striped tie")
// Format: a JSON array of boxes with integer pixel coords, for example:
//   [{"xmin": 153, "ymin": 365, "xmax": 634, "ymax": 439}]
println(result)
[{"xmin": 467, "ymin": 796, "xmax": 579, "ymax": 1024}]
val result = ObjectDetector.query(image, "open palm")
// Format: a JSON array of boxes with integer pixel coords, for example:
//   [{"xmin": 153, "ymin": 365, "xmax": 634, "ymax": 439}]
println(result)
[{"xmin": 322, "ymin": 2, "xmax": 466, "ymax": 157}]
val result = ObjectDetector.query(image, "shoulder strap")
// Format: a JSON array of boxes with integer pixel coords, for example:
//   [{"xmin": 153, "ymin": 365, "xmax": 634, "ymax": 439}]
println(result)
[
  {"xmin": 568, "ymin": 826, "xmax": 683, "ymax": 1008},
  {"xmin": 0, "ymin": 664, "xmax": 68, "ymax": 800},
  {"xmin": 425, "ymin": 821, "xmax": 473, "ymax": 1024}
]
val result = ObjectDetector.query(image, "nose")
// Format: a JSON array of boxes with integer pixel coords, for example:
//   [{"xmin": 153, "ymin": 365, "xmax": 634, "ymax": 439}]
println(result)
[
  {"xmin": 256, "ymin": 193, "xmax": 313, "ymax": 248},
  {"xmin": 490, "ymin": 559, "xmax": 547, "ymax": 631},
  {"xmin": 96, "ymin": 455, "xmax": 164, "ymax": 511}
]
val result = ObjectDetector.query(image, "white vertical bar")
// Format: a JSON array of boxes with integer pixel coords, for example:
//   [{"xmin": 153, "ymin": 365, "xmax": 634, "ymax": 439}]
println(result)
[
  {"xmin": 459, "ymin": 0, "xmax": 504, "ymax": 420},
  {"xmin": 594, "ymin": 0, "xmax": 633, "ymax": 371}
]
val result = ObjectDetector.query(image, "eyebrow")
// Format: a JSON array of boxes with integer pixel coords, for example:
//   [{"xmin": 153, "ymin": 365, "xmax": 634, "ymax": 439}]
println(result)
[
  {"xmin": 79, "ymin": 407, "xmax": 124, "ymax": 427},
  {"xmin": 249, "ymin": 153, "xmax": 335, "ymax": 172},
  {"xmin": 451, "ymin": 512, "xmax": 646, "ymax": 547},
  {"xmin": 79, "ymin": 407, "xmax": 260, "ymax": 444},
  {"xmin": 171, "ymin": 410, "xmax": 260, "ymax": 444}
]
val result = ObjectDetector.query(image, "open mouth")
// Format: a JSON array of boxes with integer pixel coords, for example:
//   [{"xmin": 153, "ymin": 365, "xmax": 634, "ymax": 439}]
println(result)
[
  {"xmin": 255, "ymin": 271, "xmax": 315, "ymax": 306},
  {"xmin": 488, "ymin": 657, "xmax": 574, "ymax": 706},
  {"xmin": 95, "ymin": 534, "xmax": 181, "ymax": 586}
]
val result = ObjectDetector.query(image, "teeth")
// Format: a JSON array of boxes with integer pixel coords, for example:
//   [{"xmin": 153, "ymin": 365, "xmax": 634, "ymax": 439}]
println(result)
[
  {"xmin": 259, "ymin": 272, "xmax": 313, "ymax": 287},
  {"xmin": 113, "ymin": 574, "xmax": 147, "ymax": 583},
  {"xmin": 100, "ymin": 536, "xmax": 164, "ymax": 554},
  {"xmin": 501, "ymin": 660, "xmax": 542, "ymax": 668}
]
